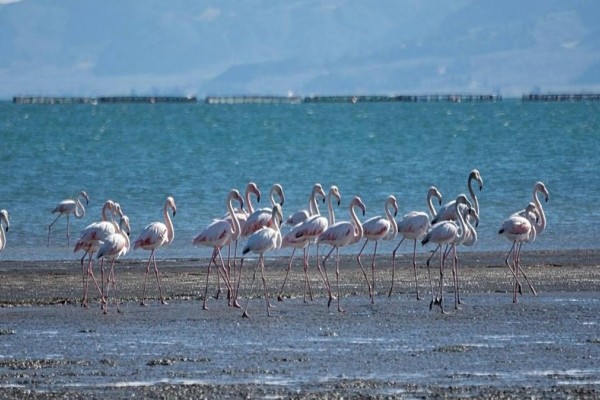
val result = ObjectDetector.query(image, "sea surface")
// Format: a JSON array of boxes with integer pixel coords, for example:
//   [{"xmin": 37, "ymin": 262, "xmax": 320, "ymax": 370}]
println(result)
[{"xmin": 0, "ymin": 99, "xmax": 598, "ymax": 261}]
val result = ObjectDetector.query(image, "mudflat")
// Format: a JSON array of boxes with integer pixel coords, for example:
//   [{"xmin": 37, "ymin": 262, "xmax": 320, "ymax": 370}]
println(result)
[{"xmin": 1, "ymin": 249, "xmax": 599, "ymax": 399}]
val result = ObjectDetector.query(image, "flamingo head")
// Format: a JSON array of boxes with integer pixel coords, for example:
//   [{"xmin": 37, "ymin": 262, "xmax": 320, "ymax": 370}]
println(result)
[
  {"xmin": 166, "ymin": 196, "xmax": 177, "ymax": 216},
  {"xmin": 329, "ymin": 185, "xmax": 341, "ymax": 206},
  {"xmin": 246, "ymin": 182, "xmax": 261, "ymax": 203},
  {"xmin": 470, "ymin": 169, "xmax": 483, "ymax": 191},
  {"xmin": 534, "ymin": 181, "xmax": 549, "ymax": 203},
  {"xmin": 229, "ymin": 189, "xmax": 245, "ymax": 211}
]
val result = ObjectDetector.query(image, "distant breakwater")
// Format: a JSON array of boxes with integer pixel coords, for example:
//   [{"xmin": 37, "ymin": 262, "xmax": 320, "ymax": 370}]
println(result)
[{"xmin": 11, "ymin": 92, "xmax": 600, "ymax": 105}]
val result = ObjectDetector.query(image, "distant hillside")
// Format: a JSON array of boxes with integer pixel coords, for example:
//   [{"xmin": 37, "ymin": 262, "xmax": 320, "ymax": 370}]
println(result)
[{"xmin": 1, "ymin": 0, "xmax": 599, "ymax": 98}]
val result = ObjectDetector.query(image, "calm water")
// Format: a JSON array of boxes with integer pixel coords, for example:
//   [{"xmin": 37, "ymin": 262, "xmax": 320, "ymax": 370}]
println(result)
[{"xmin": 0, "ymin": 99, "xmax": 598, "ymax": 261}]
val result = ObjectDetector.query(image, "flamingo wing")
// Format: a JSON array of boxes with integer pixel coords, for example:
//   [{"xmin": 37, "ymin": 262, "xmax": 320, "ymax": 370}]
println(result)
[
  {"xmin": 134, "ymin": 222, "xmax": 168, "ymax": 250},
  {"xmin": 398, "ymin": 211, "xmax": 430, "ymax": 239}
]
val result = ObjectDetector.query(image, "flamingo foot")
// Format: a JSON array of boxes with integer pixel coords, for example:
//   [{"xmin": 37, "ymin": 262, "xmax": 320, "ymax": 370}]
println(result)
[
  {"xmin": 160, "ymin": 299, "xmax": 168, "ymax": 305},
  {"xmin": 232, "ymin": 300, "xmax": 242, "ymax": 309},
  {"xmin": 277, "ymin": 294, "xmax": 285, "ymax": 302},
  {"xmin": 242, "ymin": 310, "xmax": 250, "ymax": 318},
  {"xmin": 140, "ymin": 301, "xmax": 147, "ymax": 306}
]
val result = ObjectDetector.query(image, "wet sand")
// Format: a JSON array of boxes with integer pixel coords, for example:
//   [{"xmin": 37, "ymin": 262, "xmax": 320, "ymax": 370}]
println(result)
[{"xmin": 1, "ymin": 249, "xmax": 599, "ymax": 399}]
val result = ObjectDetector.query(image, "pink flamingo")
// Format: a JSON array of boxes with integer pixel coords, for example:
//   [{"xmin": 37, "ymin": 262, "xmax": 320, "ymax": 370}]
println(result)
[
  {"xmin": 193, "ymin": 189, "xmax": 244, "ymax": 310},
  {"xmin": 521, "ymin": 181, "xmax": 549, "ymax": 236},
  {"xmin": 317, "ymin": 196, "xmax": 366, "ymax": 312},
  {"xmin": 219, "ymin": 182, "xmax": 261, "ymax": 296},
  {"xmin": 421, "ymin": 194, "xmax": 470, "ymax": 313},
  {"xmin": 499, "ymin": 203, "xmax": 539, "ymax": 303},
  {"xmin": 357, "ymin": 195, "xmax": 398, "ymax": 303},
  {"xmin": 0, "ymin": 210, "xmax": 10, "ymax": 252},
  {"xmin": 432, "ymin": 169, "xmax": 483, "ymax": 223},
  {"xmin": 48, "ymin": 191, "xmax": 89, "ymax": 246},
  {"xmin": 285, "ymin": 183, "xmax": 326, "ymax": 226},
  {"xmin": 279, "ymin": 183, "xmax": 330, "ymax": 301},
  {"xmin": 134, "ymin": 196, "xmax": 177, "ymax": 306},
  {"xmin": 240, "ymin": 183, "xmax": 285, "ymax": 237},
  {"xmin": 391, "ymin": 186, "xmax": 442, "ymax": 299},
  {"xmin": 74, "ymin": 200, "xmax": 123, "ymax": 308},
  {"xmin": 240, "ymin": 204, "xmax": 284, "ymax": 318},
  {"xmin": 96, "ymin": 215, "xmax": 131, "ymax": 313},
  {"xmin": 450, "ymin": 203, "xmax": 480, "ymax": 305}
]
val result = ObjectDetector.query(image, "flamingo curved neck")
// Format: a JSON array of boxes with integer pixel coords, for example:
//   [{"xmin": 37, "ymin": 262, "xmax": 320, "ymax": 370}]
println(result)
[
  {"xmin": 326, "ymin": 194, "xmax": 336, "ymax": 226},
  {"xmin": 0, "ymin": 220, "xmax": 6, "ymax": 251},
  {"xmin": 386, "ymin": 202, "xmax": 398, "ymax": 240},
  {"xmin": 163, "ymin": 203, "xmax": 175, "ymax": 244},
  {"xmin": 227, "ymin": 196, "xmax": 242, "ymax": 240},
  {"xmin": 468, "ymin": 176, "xmax": 480, "ymax": 215},
  {"xmin": 74, "ymin": 194, "xmax": 86, "ymax": 218},
  {"xmin": 427, "ymin": 190, "xmax": 439, "ymax": 218},
  {"xmin": 308, "ymin": 189, "xmax": 320, "ymax": 217},
  {"xmin": 454, "ymin": 205, "xmax": 467, "ymax": 244},
  {"xmin": 350, "ymin": 203, "xmax": 363, "ymax": 240},
  {"xmin": 533, "ymin": 188, "xmax": 546, "ymax": 234}
]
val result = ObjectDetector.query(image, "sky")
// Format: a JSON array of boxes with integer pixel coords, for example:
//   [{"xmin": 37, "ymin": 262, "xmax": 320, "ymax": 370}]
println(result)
[{"xmin": 1, "ymin": 0, "xmax": 599, "ymax": 99}]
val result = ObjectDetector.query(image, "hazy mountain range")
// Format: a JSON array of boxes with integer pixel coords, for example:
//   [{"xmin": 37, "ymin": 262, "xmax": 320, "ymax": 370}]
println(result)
[{"xmin": 1, "ymin": 0, "xmax": 599, "ymax": 98}]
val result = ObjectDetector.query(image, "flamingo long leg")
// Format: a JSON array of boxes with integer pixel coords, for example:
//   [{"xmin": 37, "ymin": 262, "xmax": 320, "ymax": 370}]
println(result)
[{"xmin": 356, "ymin": 239, "xmax": 373, "ymax": 300}]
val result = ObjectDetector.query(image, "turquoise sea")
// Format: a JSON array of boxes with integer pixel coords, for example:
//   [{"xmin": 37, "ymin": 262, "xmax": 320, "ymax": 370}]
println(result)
[{"xmin": 0, "ymin": 99, "xmax": 598, "ymax": 261}]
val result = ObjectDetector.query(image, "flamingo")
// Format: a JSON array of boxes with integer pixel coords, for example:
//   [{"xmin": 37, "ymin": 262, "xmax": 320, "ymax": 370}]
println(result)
[
  {"xmin": 357, "ymin": 195, "xmax": 398, "ymax": 303},
  {"xmin": 450, "ymin": 203, "xmax": 480, "ymax": 305},
  {"xmin": 499, "ymin": 203, "xmax": 539, "ymax": 303},
  {"xmin": 391, "ymin": 186, "xmax": 442, "ymax": 299},
  {"xmin": 317, "ymin": 196, "xmax": 366, "ymax": 312},
  {"xmin": 48, "ymin": 191, "xmax": 89, "ymax": 246},
  {"xmin": 96, "ymin": 215, "xmax": 131, "ymax": 313},
  {"xmin": 221, "ymin": 182, "xmax": 261, "ymax": 295},
  {"xmin": 240, "ymin": 183, "xmax": 285, "ymax": 237},
  {"xmin": 520, "ymin": 181, "xmax": 549, "ymax": 236},
  {"xmin": 421, "ymin": 194, "xmax": 470, "ymax": 313},
  {"xmin": 0, "ymin": 210, "xmax": 10, "ymax": 252},
  {"xmin": 193, "ymin": 189, "xmax": 244, "ymax": 310},
  {"xmin": 278, "ymin": 183, "xmax": 332, "ymax": 302},
  {"xmin": 432, "ymin": 169, "xmax": 483, "ymax": 224},
  {"xmin": 240, "ymin": 204, "xmax": 284, "ymax": 318},
  {"xmin": 134, "ymin": 196, "xmax": 176, "ymax": 306},
  {"xmin": 74, "ymin": 200, "xmax": 123, "ymax": 307},
  {"xmin": 285, "ymin": 183, "xmax": 326, "ymax": 226}
]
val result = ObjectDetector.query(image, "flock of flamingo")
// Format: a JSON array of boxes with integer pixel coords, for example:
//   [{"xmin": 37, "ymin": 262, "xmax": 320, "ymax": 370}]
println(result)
[{"xmin": 0, "ymin": 169, "xmax": 550, "ymax": 317}]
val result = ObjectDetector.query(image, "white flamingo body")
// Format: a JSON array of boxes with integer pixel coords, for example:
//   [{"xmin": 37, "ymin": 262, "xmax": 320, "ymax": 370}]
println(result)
[
  {"xmin": 241, "ymin": 204, "xmax": 283, "ymax": 317},
  {"xmin": 279, "ymin": 184, "xmax": 333, "ymax": 301},
  {"xmin": 97, "ymin": 216, "xmax": 131, "ymax": 313},
  {"xmin": 499, "ymin": 202, "xmax": 540, "ymax": 303},
  {"xmin": 432, "ymin": 169, "xmax": 483, "ymax": 224},
  {"xmin": 48, "ymin": 190, "xmax": 89, "ymax": 246},
  {"xmin": 241, "ymin": 183, "xmax": 285, "ymax": 237},
  {"xmin": 421, "ymin": 194, "xmax": 470, "ymax": 313},
  {"xmin": 357, "ymin": 195, "xmax": 398, "ymax": 302},
  {"xmin": 285, "ymin": 183, "xmax": 326, "ymax": 226},
  {"xmin": 391, "ymin": 186, "xmax": 442, "ymax": 299},
  {"xmin": 317, "ymin": 196, "xmax": 366, "ymax": 312},
  {"xmin": 74, "ymin": 200, "xmax": 123, "ymax": 307},
  {"xmin": 134, "ymin": 196, "xmax": 176, "ymax": 305},
  {"xmin": 194, "ymin": 189, "xmax": 244, "ymax": 309},
  {"xmin": 0, "ymin": 210, "xmax": 10, "ymax": 252}
]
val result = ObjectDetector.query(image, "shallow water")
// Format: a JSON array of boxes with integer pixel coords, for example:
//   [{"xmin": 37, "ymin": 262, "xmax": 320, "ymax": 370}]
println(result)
[
  {"xmin": 1, "ymin": 292, "xmax": 598, "ymax": 393},
  {"xmin": 1, "ymin": 100, "xmax": 600, "ymax": 261}
]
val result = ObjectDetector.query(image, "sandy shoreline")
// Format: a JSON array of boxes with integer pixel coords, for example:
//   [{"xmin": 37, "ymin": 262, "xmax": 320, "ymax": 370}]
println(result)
[
  {"xmin": 1, "ymin": 249, "xmax": 599, "ymax": 306},
  {"xmin": 1, "ymin": 249, "xmax": 599, "ymax": 399}
]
